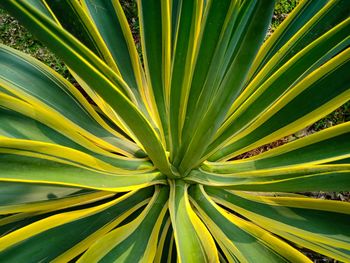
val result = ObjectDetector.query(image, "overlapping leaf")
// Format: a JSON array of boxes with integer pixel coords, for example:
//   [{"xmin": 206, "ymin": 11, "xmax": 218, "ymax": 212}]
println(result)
[{"xmin": 0, "ymin": 0, "xmax": 349, "ymax": 262}]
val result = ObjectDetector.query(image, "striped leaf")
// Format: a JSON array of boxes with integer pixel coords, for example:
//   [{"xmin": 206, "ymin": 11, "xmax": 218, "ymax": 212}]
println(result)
[{"xmin": 0, "ymin": 0, "xmax": 349, "ymax": 261}]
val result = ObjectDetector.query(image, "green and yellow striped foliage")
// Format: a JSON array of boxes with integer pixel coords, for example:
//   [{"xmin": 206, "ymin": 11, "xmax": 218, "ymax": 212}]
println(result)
[{"xmin": 0, "ymin": 0, "xmax": 349, "ymax": 262}]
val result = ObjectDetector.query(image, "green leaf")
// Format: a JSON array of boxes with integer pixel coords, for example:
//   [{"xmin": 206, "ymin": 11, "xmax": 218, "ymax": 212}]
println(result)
[
  {"xmin": 248, "ymin": 0, "xmax": 350, "ymax": 86},
  {"xmin": 248, "ymin": 0, "xmax": 329, "ymax": 80},
  {"xmin": 168, "ymin": 179, "xmax": 218, "ymax": 262},
  {"xmin": 138, "ymin": 0, "xmax": 171, "ymax": 146},
  {"xmin": 168, "ymin": 0, "xmax": 203, "ymax": 161},
  {"xmin": 0, "ymin": 182, "xmax": 83, "ymax": 208},
  {"xmin": 81, "ymin": 0, "xmax": 145, "ymax": 94},
  {"xmin": 1, "ymin": 0, "xmax": 173, "ymax": 176},
  {"xmin": 0, "ymin": 188, "xmax": 153, "ymax": 262},
  {"xmin": 0, "ymin": 0, "xmax": 349, "ymax": 261},
  {"xmin": 207, "ymin": 188, "xmax": 350, "ymax": 262},
  {"xmin": 42, "ymin": 0, "xmax": 109, "ymax": 63},
  {"xmin": 78, "ymin": 186, "xmax": 168, "ymax": 262},
  {"xmin": 205, "ymin": 121, "xmax": 350, "ymax": 172},
  {"xmin": 177, "ymin": 0, "xmax": 275, "ymax": 175},
  {"xmin": 0, "ymin": 153, "xmax": 166, "ymax": 191},
  {"xmin": 189, "ymin": 185, "xmax": 311, "ymax": 262},
  {"xmin": 0, "ymin": 44, "xmax": 142, "ymax": 157},
  {"xmin": 0, "ymin": 106, "xmax": 151, "ymax": 170},
  {"xmin": 154, "ymin": 217, "xmax": 172, "ymax": 263},
  {"xmin": 209, "ymin": 48, "xmax": 350, "ymax": 161},
  {"xmin": 187, "ymin": 165, "xmax": 350, "ymax": 192},
  {"xmin": 212, "ymin": 19, "xmax": 350, "ymax": 154}
]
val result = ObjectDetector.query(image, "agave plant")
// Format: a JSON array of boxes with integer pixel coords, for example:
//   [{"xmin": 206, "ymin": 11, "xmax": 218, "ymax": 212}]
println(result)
[{"xmin": 0, "ymin": 0, "xmax": 349, "ymax": 262}]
